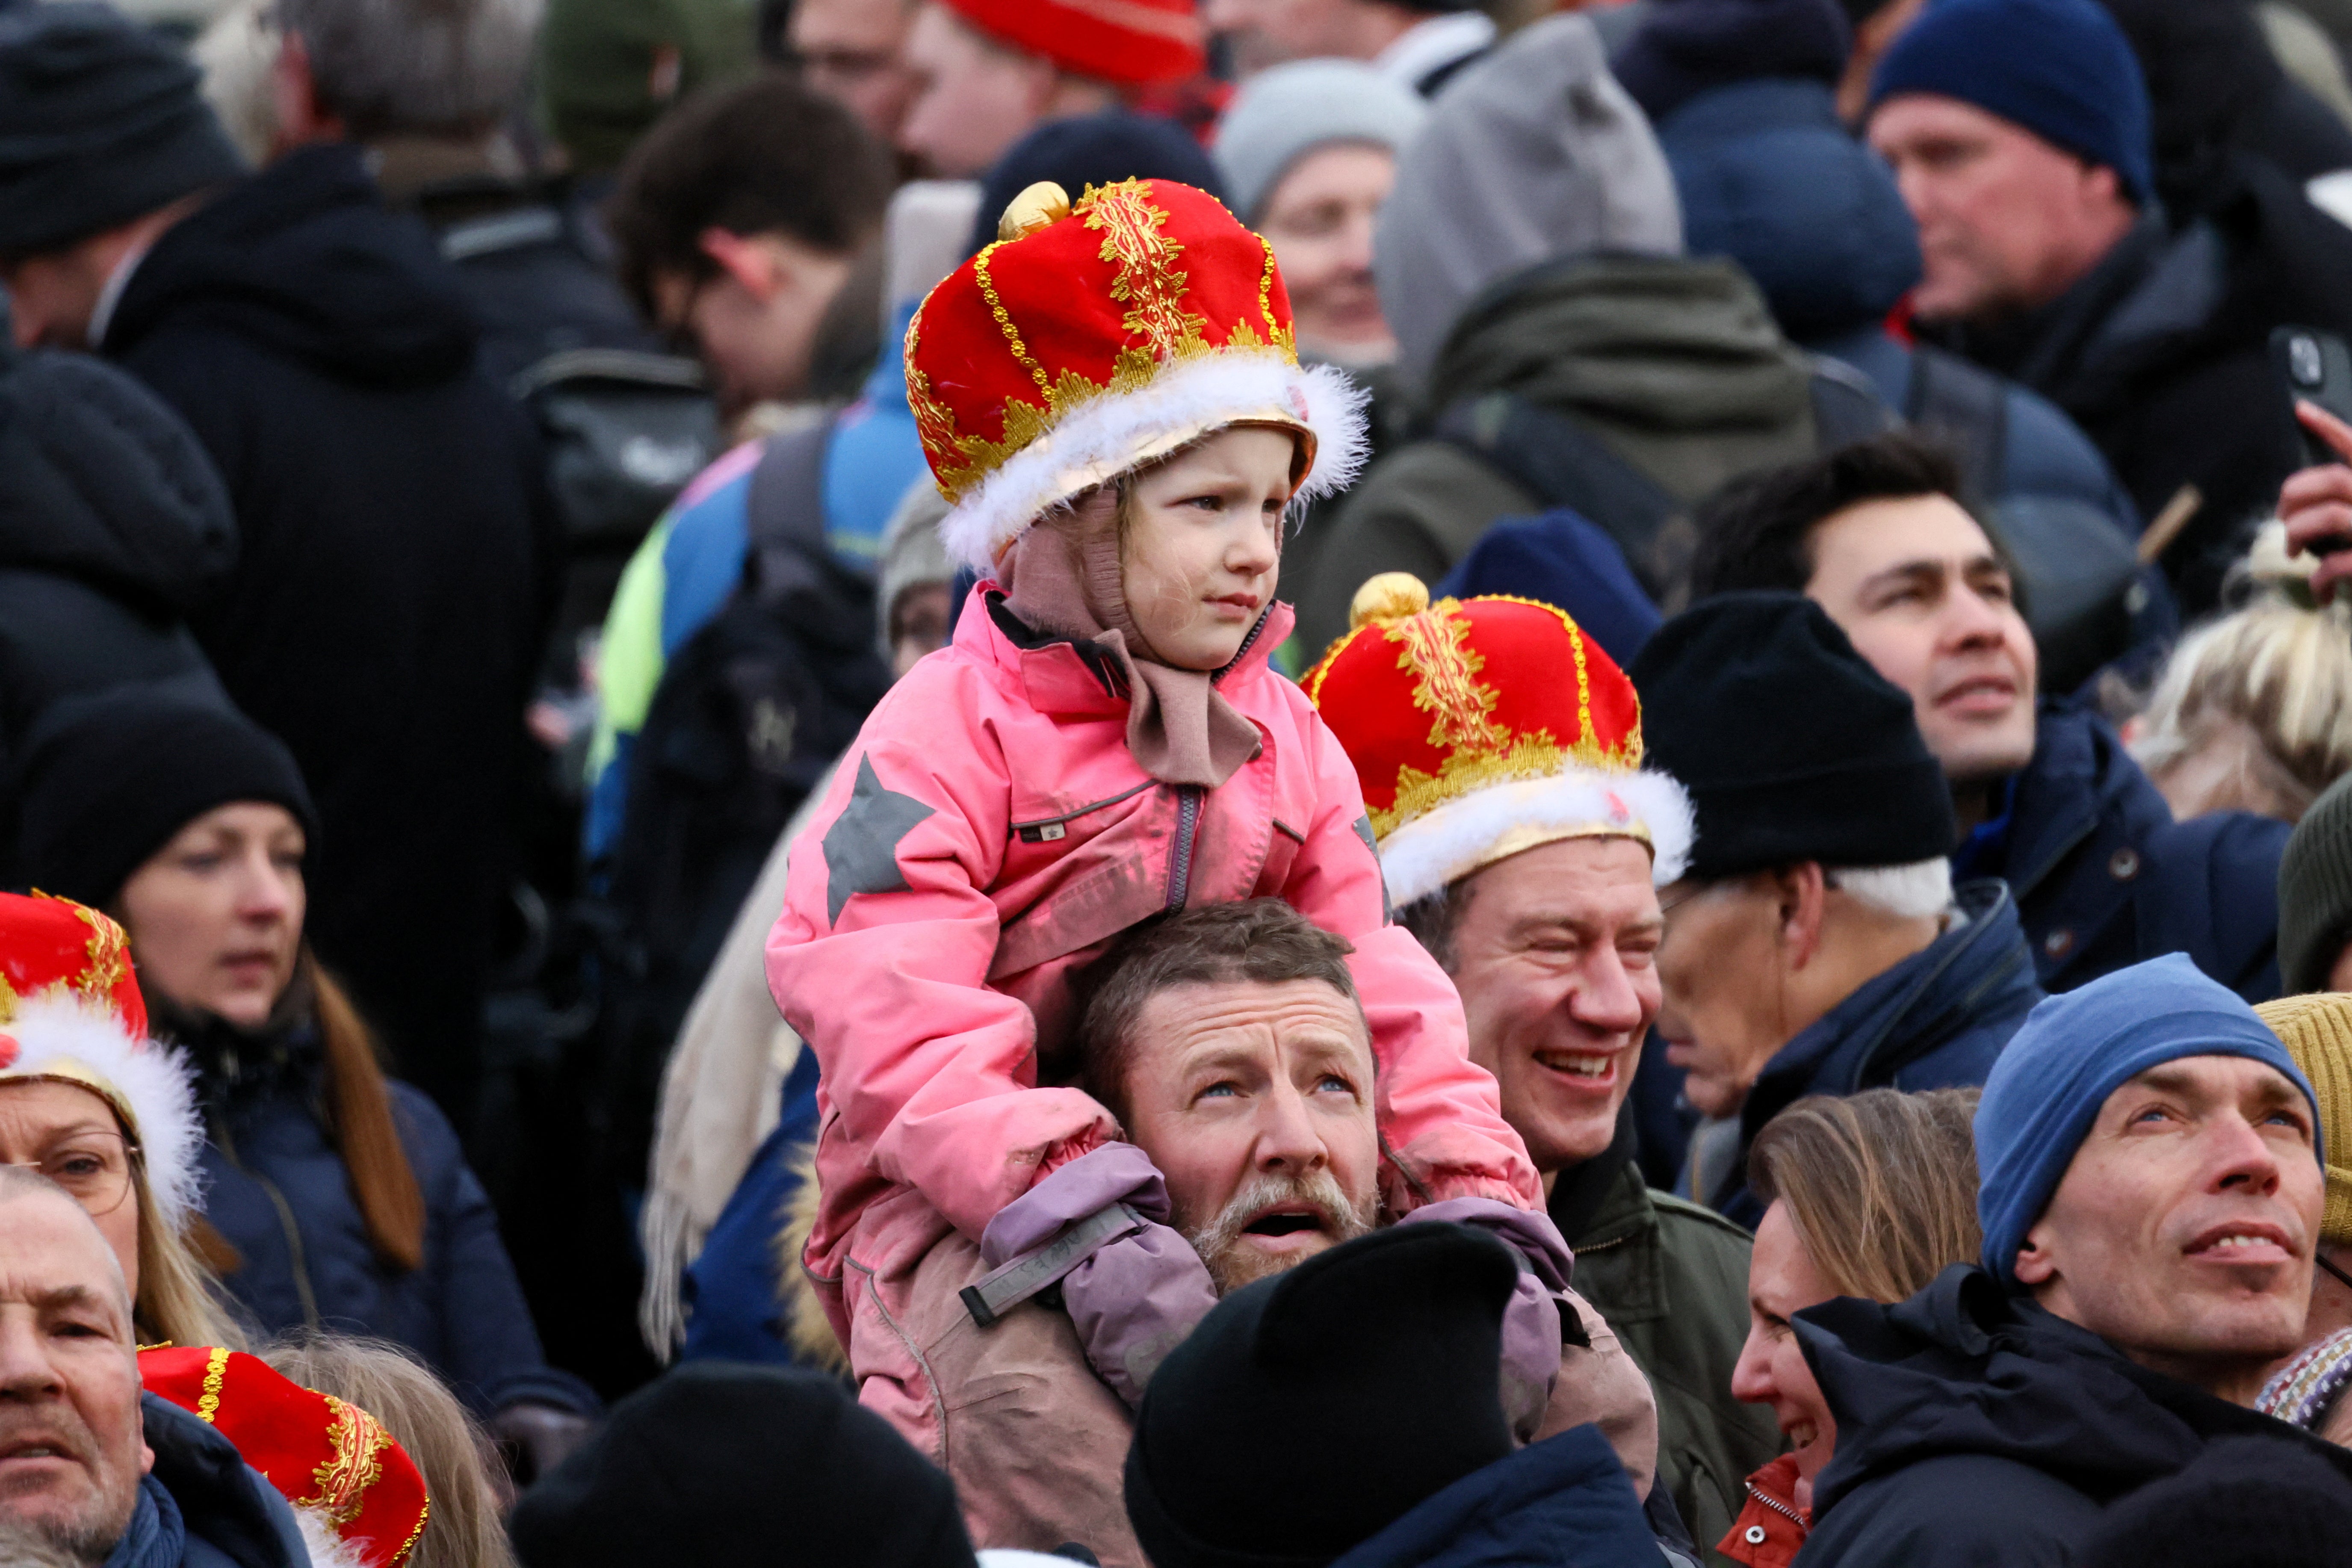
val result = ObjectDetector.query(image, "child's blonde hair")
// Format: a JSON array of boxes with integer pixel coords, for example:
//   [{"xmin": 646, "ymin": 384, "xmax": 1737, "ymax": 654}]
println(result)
[
  {"xmin": 261, "ymin": 1333, "xmax": 519, "ymax": 1568},
  {"xmin": 2128, "ymin": 521, "xmax": 2352, "ymax": 822}
]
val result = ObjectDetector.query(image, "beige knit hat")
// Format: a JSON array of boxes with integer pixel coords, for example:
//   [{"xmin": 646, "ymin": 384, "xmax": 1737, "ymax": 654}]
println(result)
[{"xmin": 2256, "ymin": 992, "xmax": 2352, "ymax": 1247}]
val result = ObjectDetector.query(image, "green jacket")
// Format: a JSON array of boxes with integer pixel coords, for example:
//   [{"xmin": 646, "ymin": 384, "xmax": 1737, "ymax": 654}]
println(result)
[
  {"xmin": 1293, "ymin": 254, "xmax": 1851, "ymax": 654},
  {"xmin": 1567, "ymin": 1161, "xmax": 1784, "ymax": 1567}
]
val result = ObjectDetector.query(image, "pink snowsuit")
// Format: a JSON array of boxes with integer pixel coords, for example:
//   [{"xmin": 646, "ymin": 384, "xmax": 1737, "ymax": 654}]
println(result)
[{"xmin": 766, "ymin": 586, "xmax": 1540, "ymax": 1447}]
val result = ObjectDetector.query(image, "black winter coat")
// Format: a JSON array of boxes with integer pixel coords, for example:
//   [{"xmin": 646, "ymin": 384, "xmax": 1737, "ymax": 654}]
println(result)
[
  {"xmin": 1791, "ymin": 1264, "xmax": 2352, "ymax": 1566},
  {"xmin": 103, "ymin": 144, "xmax": 562, "ymax": 1119},
  {"xmin": 0, "ymin": 344, "xmax": 234, "ymax": 865},
  {"xmin": 1960, "ymin": 701, "xmax": 2289, "ymax": 1003}
]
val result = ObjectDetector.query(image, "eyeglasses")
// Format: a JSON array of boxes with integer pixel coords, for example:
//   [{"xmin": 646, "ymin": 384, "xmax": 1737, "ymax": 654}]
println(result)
[{"xmin": 4, "ymin": 1130, "xmax": 142, "ymax": 1218}]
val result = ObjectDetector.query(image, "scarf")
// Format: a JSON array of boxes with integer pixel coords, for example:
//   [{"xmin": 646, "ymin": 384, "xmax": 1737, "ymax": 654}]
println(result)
[{"xmin": 999, "ymin": 490, "xmax": 1262, "ymax": 788}]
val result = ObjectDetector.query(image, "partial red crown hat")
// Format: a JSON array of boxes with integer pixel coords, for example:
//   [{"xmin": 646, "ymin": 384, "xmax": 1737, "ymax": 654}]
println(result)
[
  {"xmin": 908, "ymin": 177, "xmax": 1368, "ymax": 569},
  {"xmin": 142, "ymin": 1347, "xmax": 431, "ymax": 1568},
  {"xmin": 1304, "ymin": 574, "xmax": 1694, "ymax": 906},
  {"xmin": 0, "ymin": 890, "xmax": 202, "ymax": 1227},
  {"xmin": 939, "ymin": 0, "xmax": 1204, "ymax": 86}
]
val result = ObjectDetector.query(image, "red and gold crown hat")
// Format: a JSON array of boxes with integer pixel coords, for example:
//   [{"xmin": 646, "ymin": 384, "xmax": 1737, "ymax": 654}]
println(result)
[
  {"xmin": 907, "ymin": 177, "xmax": 1370, "ymax": 571},
  {"xmin": 1303, "ymin": 574, "xmax": 1695, "ymax": 906},
  {"xmin": 0, "ymin": 891, "xmax": 203, "ymax": 1229},
  {"xmin": 141, "ymin": 1348, "xmax": 431, "ymax": 1568}
]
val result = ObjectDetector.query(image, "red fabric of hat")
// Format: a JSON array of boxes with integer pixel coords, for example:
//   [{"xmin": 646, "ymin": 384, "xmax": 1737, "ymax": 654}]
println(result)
[
  {"xmin": 142, "ymin": 1347, "xmax": 430, "ymax": 1568},
  {"xmin": 940, "ymin": 0, "xmax": 1204, "ymax": 86},
  {"xmin": 0, "ymin": 890, "xmax": 145, "ymax": 1046}
]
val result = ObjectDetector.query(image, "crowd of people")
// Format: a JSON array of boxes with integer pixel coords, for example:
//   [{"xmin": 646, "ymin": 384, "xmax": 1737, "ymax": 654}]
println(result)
[{"xmin": 9, "ymin": 0, "xmax": 2352, "ymax": 1561}]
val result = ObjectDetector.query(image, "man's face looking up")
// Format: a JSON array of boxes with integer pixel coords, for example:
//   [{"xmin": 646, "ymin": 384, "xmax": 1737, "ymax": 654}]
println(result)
[
  {"xmin": 2016, "ymin": 1054, "xmax": 2324, "ymax": 1403},
  {"xmin": 1119, "ymin": 978, "xmax": 1381, "ymax": 1294},
  {"xmin": 1802, "ymin": 493, "xmax": 2040, "ymax": 789},
  {"xmin": 1443, "ymin": 837, "xmax": 1662, "ymax": 1179}
]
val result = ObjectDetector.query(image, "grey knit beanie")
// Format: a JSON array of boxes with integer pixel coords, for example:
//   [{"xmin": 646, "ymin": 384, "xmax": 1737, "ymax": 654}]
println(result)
[
  {"xmin": 1212, "ymin": 60, "xmax": 1428, "ymax": 225},
  {"xmin": 2281, "ymin": 771, "xmax": 2352, "ymax": 994}
]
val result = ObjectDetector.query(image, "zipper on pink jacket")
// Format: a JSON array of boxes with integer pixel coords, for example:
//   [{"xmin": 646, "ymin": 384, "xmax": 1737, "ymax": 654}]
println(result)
[{"xmin": 1167, "ymin": 786, "xmax": 1201, "ymax": 909}]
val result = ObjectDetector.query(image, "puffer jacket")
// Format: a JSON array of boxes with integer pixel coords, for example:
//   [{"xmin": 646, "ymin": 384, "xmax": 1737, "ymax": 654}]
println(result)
[{"xmin": 765, "ymin": 586, "xmax": 1538, "ymax": 1433}]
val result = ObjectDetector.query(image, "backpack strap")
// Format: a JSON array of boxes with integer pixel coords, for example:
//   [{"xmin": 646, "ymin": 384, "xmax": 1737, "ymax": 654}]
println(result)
[
  {"xmin": 1432, "ymin": 391, "xmax": 1681, "ymax": 589},
  {"xmin": 743, "ymin": 419, "xmax": 836, "ymax": 605},
  {"xmin": 1903, "ymin": 344, "xmax": 2010, "ymax": 508}
]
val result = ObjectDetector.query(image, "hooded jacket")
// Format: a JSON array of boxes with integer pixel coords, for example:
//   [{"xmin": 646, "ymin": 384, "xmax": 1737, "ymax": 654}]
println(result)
[
  {"xmin": 1707, "ymin": 879, "xmax": 2042, "ymax": 1226},
  {"xmin": 101, "ymin": 142, "xmax": 562, "ymax": 1120},
  {"xmin": 1790, "ymin": 1264, "xmax": 2352, "ymax": 1566},
  {"xmin": 1551, "ymin": 1127, "xmax": 1779, "ymax": 1562},
  {"xmin": 0, "ymin": 342, "xmax": 233, "ymax": 861},
  {"xmin": 1298, "ymin": 255, "xmax": 1872, "ymax": 653},
  {"xmin": 171, "ymin": 1003, "xmax": 596, "ymax": 1419},
  {"xmin": 1957, "ymin": 701, "xmax": 2290, "ymax": 1001},
  {"xmin": 765, "ymin": 585, "xmax": 1537, "ymax": 1453}
]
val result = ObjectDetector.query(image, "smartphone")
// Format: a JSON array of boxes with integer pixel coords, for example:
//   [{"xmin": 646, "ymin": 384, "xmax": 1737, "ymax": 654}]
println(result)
[{"xmin": 2272, "ymin": 325, "xmax": 2352, "ymax": 466}]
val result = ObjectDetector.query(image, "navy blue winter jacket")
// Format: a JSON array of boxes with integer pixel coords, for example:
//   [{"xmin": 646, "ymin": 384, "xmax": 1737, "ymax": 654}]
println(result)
[
  {"xmin": 1711, "ymin": 879, "xmax": 2042, "ymax": 1227},
  {"xmin": 181, "ymin": 1010, "xmax": 596, "ymax": 1417},
  {"xmin": 110, "ymin": 1394, "xmax": 312, "ymax": 1568},
  {"xmin": 1328, "ymin": 1422, "xmax": 1663, "ymax": 1568},
  {"xmin": 1958, "ymin": 701, "xmax": 2290, "ymax": 1003}
]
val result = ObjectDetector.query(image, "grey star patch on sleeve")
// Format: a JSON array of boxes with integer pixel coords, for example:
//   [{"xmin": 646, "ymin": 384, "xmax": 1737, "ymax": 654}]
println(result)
[
  {"xmin": 1351, "ymin": 812, "xmax": 1393, "ymax": 925},
  {"xmin": 821, "ymin": 754, "xmax": 937, "ymax": 925}
]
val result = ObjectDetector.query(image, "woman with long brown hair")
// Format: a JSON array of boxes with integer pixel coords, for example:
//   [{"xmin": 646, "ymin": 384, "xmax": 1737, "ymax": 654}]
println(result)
[
  {"xmin": 1722, "ymin": 1088, "xmax": 1984, "ymax": 1567},
  {"xmin": 11, "ymin": 687, "xmax": 596, "ymax": 1479}
]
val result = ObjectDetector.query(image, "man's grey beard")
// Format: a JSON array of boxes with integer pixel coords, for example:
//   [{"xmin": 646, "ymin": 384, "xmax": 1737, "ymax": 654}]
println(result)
[
  {"xmin": 1181, "ymin": 1169, "xmax": 1379, "ymax": 1295},
  {"xmin": 1, "ymin": 1509, "xmax": 127, "ymax": 1568}
]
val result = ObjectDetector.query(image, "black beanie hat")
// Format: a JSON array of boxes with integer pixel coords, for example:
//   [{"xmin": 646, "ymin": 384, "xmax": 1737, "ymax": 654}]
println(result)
[
  {"xmin": 2281, "ymin": 771, "xmax": 2352, "ymax": 995},
  {"xmin": 2077, "ymin": 1435, "xmax": 2352, "ymax": 1568},
  {"xmin": 1629, "ymin": 591, "xmax": 1955, "ymax": 879},
  {"xmin": 511, "ymin": 1362, "xmax": 977, "ymax": 1568},
  {"xmin": 13, "ymin": 687, "xmax": 318, "ymax": 907},
  {"xmin": 1124, "ymin": 1224, "xmax": 1521, "ymax": 1568},
  {"xmin": 0, "ymin": 3, "xmax": 245, "ymax": 257}
]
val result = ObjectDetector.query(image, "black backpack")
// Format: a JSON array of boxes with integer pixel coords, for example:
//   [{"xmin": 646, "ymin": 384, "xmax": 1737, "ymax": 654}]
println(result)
[{"xmin": 588, "ymin": 422, "xmax": 894, "ymax": 1179}]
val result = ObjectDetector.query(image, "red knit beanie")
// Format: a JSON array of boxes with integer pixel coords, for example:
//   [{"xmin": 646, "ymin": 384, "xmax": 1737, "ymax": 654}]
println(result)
[{"xmin": 940, "ymin": 0, "xmax": 1204, "ymax": 86}]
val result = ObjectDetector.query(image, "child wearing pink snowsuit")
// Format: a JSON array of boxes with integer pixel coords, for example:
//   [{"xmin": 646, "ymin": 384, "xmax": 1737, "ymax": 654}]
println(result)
[{"xmin": 764, "ymin": 179, "xmax": 1547, "ymax": 1462}]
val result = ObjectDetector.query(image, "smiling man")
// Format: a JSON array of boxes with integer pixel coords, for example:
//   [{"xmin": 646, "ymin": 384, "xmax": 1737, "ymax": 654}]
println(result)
[
  {"xmin": 1628, "ymin": 591, "xmax": 2042, "ymax": 1227},
  {"xmin": 0, "ymin": 1169, "xmax": 309, "ymax": 1568},
  {"xmin": 1689, "ymin": 433, "xmax": 2290, "ymax": 1003},
  {"xmin": 1306, "ymin": 575, "xmax": 1773, "ymax": 1553},
  {"xmin": 1791, "ymin": 956, "xmax": 2352, "ymax": 1565}
]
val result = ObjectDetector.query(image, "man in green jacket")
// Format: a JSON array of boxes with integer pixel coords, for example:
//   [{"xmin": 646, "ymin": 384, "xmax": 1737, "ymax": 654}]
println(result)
[{"xmin": 1308, "ymin": 576, "xmax": 1784, "ymax": 1562}]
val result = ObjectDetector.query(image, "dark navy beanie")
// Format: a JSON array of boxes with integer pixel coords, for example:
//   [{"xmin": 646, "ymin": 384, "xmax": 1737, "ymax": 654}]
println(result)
[
  {"xmin": 1611, "ymin": 0, "xmax": 1851, "ymax": 126},
  {"xmin": 1867, "ymin": 0, "xmax": 2154, "ymax": 205},
  {"xmin": 1976, "ymin": 954, "xmax": 2320, "ymax": 1290},
  {"xmin": 0, "ymin": 3, "xmax": 245, "ymax": 256}
]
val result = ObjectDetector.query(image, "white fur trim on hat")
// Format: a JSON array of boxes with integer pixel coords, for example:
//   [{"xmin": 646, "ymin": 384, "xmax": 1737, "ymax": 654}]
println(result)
[
  {"xmin": 938, "ymin": 351, "xmax": 1370, "ymax": 572},
  {"xmin": 1378, "ymin": 767, "xmax": 1696, "ymax": 908},
  {"xmin": 292, "ymin": 1500, "xmax": 375, "ymax": 1568},
  {"xmin": 3, "ymin": 993, "xmax": 204, "ymax": 1229}
]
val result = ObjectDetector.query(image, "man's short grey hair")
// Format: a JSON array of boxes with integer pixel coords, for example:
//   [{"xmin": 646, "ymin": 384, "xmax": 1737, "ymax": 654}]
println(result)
[
  {"xmin": 0, "ymin": 1165, "xmax": 135, "ymax": 1319},
  {"xmin": 1826, "ymin": 858, "xmax": 1956, "ymax": 921},
  {"xmin": 279, "ymin": 0, "xmax": 544, "ymax": 139}
]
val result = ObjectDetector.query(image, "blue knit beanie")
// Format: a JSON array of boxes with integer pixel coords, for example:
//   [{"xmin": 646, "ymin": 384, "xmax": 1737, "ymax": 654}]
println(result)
[
  {"xmin": 1976, "ymin": 954, "xmax": 2320, "ymax": 1288},
  {"xmin": 1867, "ymin": 0, "xmax": 2154, "ymax": 206}
]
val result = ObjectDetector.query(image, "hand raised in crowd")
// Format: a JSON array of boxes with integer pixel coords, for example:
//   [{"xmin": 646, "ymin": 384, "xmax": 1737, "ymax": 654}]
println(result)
[{"xmin": 2278, "ymin": 401, "xmax": 2352, "ymax": 603}]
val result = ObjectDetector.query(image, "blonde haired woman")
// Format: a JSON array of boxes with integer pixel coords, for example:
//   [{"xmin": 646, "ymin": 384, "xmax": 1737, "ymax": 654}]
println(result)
[{"xmin": 1722, "ymin": 1089, "xmax": 1983, "ymax": 1566}]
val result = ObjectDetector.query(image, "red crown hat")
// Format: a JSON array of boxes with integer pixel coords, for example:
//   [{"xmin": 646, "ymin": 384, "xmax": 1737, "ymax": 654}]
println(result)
[
  {"xmin": 141, "ymin": 1348, "xmax": 431, "ymax": 1568},
  {"xmin": 1303, "ymin": 574, "xmax": 1694, "ymax": 905},
  {"xmin": 940, "ymin": 0, "xmax": 1204, "ymax": 86},
  {"xmin": 0, "ymin": 891, "xmax": 202, "ymax": 1228},
  {"xmin": 908, "ymin": 177, "xmax": 1368, "ymax": 570}
]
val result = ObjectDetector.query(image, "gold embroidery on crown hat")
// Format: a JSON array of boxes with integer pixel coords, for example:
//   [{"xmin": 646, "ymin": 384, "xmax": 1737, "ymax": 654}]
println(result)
[{"xmin": 307, "ymin": 1394, "xmax": 390, "ymax": 1528}]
